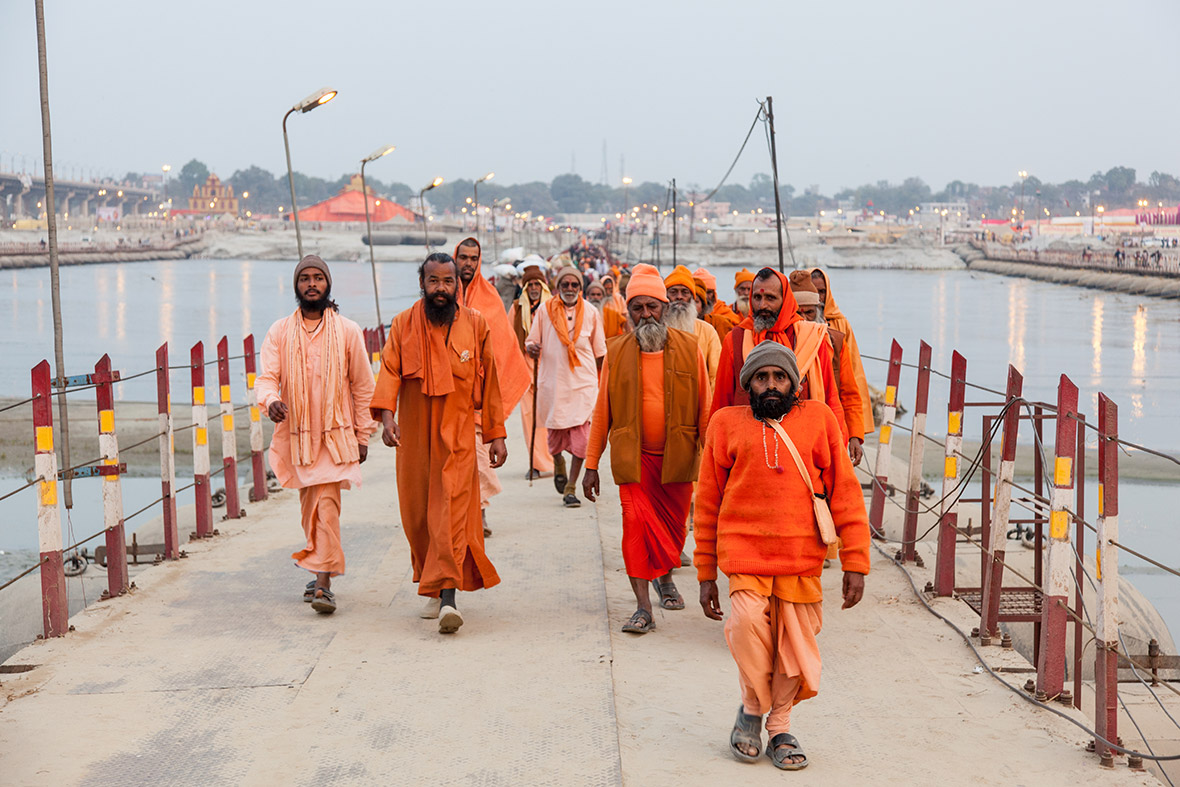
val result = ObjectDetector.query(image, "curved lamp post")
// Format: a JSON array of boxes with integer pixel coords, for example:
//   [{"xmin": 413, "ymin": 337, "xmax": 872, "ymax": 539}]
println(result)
[
  {"xmin": 419, "ymin": 177, "xmax": 444, "ymax": 250},
  {"xmin": 360, "ymin": 144, "xmax": 396, "ymax": 327},
  {"xmin": 282, "ymin": 87, "xmax": 337, "ymax": 259},
  {"xmin": 473, "ymin": 171, "xmax": 494, "ymax": 237}
]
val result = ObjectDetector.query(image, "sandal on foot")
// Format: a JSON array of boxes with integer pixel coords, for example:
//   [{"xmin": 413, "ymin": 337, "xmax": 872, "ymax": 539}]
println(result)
[
  {"xmin": 621, "ymin": 608, "xmax": 655, "ymax": 634},
  {"xmin": 766, "ymin": 732, "xmax": 808, "ymax": 770},
  {"xmin": 303, "ymin": 580, "xmax": 316, "ymax": 602},
  {"xmin": 553, "ymin": 473, "xmax": 568, "ymax": 494},
  {"xmin": 730, "ymin": 707, "xmax": 762, "ymax": 763},
  {"xmin": 438, "ymin": 605, "xmax": 463, "ymax": 634},
  {"xmin": 653, "ymin": 579, "xmax": 685, "ymax": 610},
  {"xmin": 419, "ymin": 596, "xmax": 441, "ymax": 619},
  {"xmin": 310, "ymin": 587, "xmax": 337, "ymax": 614}
]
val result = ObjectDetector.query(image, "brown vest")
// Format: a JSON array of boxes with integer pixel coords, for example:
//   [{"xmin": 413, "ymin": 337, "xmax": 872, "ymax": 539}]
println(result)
[{"xmin": 605, "ymin": 328, "xmax": 701, "ymax": 485}]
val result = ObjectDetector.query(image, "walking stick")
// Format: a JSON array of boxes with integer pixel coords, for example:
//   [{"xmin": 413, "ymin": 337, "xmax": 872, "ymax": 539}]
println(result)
[{"xmin": 528, "ymin": 356, "xmax": 539, "ymax": 488}]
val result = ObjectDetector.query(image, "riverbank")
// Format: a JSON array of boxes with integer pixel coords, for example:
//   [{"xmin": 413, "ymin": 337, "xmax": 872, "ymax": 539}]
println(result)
[{"xmin": 953, "ymin": 244, "xmax": 1180, "ymax": 299}]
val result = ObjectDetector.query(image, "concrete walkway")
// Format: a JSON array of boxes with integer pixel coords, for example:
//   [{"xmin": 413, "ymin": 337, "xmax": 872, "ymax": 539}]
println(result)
[{"xmin": 0, "ymin": 414, "xmax": 1158, "ymax": 786}]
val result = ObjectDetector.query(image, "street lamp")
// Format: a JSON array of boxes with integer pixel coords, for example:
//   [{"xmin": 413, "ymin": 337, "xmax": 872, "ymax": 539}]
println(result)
[
  {"xmin": 473, "ymin": 171, "xmax": 494, "ymax": 237},
  {"xmin": 282, "ymin": 87, "xmax": 337, "ymax": 259},
  {"xmin": 419, "ymin": 177, "xmax": 444, "ymax": 250},
  {"xmin": 1096, "ymin": 205, "xmax": 1105, "ymax": 238},
  {"xmin": 1017, "ymin": 171, "xmax": 1028, "ymax": 230},
  {"xmin": 360, "ymin": 144, "xmax": 396, "ymax": 327}
]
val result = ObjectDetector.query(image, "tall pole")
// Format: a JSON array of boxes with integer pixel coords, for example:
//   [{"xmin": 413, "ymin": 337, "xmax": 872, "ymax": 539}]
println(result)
[
  {"xmin": 672, "ymin": 178, "xmax": 677, "ymax": 267},
  {"xmin": 360, "ymin": 159, "xmax": 382, "ymax": 328},
  {"xmin": 765, "ymin": 96, "xmax": 786, "ymax": 273},
  {"xmin": 35, "ymin": 0, "xmax": 72, "ymax": 507},
  {"xmin": 419, "ymin": 188, "xmax": 430, "ymax": 250},
  {"xmin": 282, "ymin": 108, "xmax": 303, "ymax": 259}
]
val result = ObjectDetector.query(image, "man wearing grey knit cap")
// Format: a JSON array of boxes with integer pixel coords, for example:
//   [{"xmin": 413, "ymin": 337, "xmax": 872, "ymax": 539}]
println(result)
[{"xmin": 692, "ymin": 335, "xmax": 870, "ymax": 771}]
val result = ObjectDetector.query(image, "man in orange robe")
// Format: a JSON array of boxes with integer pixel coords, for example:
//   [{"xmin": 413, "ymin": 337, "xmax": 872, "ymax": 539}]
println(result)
[
  {"xmin": 694, "ymin": 267, "xmax": 740, "ymax": 342},
  {"xmin": 455, "ymin": 237, "xmax": 531, "ymax": 535},
  {"xmin": 811, "ymin": 267, "xmax": 875, "ymax": 442},
  {"xmin": 695, "ymin": 341, "xmax": 869, "ymax": 769},
  {"xmin": 509, "ymin": 261, "xmax": 554, "ymax": 478},
  {"xmin": 732, "ymin": 267, "xmax": 755, "ymax": 317},
  {"xmin": 371, "ymin": 252, "xmax": 508, "ymax": 635},
  {"xmin": 665, "ymin": 264, "xmax": 721, "ymax": 391},
  {"xmin": 710, "ymin": 269, "xmax": 847, "ymax": 446},
  {"xmin": 583, "ymin": 264, "xmax": 711, "ymax": 635},
  {"xmin": 256, "ymin": 255, "xmax": 376, "ymax": 615}
]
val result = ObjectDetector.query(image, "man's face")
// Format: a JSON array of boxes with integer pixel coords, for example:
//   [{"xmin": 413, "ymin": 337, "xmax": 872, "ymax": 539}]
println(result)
[
  {"xmin": 603, "ymin": 279, "xmax": 615, "ymax": 296},
  {"xmin": 705, "ymin": 289, "xmax": 718, "ymax": 308},
  {"xmin": 735, "ymin": 281, "xmax": 752, "ymax": 300},
  {"xmin": 798, "ymin": 304, "xmax": 820, "ymax": 322},
  {"xmin": 525, "ymin": 279, "xmax": 543, "ymax": 303},
  {"xmin": 421, "ymin": 259, "xmax": 458, "ymax": 305},
  {"xmin": 666, "ymin": 284, "xmax": 693, "ymax": 305},
  {"xmin": 627, "ymin": 295, "xmax": 665, "ymax": 324},
  {"xmin": 811, "ymin": 271, "xmax": 827, "ymax": 304},
  {"xmin": 750, "ymin": 276, "xmax": 783, "ymax": 323},
  {"xmin": 587, "ymin": 288, "xmax": 605, "ymax": 307},
  {"xmin": 297, "ymin": 270, "xmax": 329, "ymax": 308},
  {"xmin": 748, "ymin": 365, "xmax": 792, "ymax": 399},
  {"xmin": 456, "ymin": 243, "xmax": 481, "ymax": 284},
  {"xmin": 557, "ymin": 276, "xmax": 581, "ymax": 305}
]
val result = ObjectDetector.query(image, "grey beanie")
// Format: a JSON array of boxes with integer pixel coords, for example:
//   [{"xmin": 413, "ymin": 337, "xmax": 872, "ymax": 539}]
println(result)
[
  {"xmin": 739, "ymin": 342, "xmax": 800, "ymax": 395},
  {"xmin": 293, "ymin": 254, "xmax": 332, "ymax": 289}
]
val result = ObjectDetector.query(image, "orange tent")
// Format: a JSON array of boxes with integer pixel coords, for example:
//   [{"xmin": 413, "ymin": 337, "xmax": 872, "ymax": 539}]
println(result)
[{"xmin": 297, "ymin": 175, "xmax": 415, "ymax": 223}]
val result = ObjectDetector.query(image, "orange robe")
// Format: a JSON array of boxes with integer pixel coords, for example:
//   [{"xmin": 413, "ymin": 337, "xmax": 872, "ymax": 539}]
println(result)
[
  {"xmin": 602, "ymin": 304, "xmax": 629, "ymax": 338},
  {"xmin": 371, "ymin": 302, "xmax": 506, "ymax": 595},
  {"xmin": 705, "ymin": 301, "xmax": 741, "ymax": 342},
  {"xmin": 511, "ymin": 298, "xmax": 553, "ymax": 474}
]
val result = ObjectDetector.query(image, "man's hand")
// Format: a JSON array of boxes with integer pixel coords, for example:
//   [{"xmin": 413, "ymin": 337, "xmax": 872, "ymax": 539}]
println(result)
[
  {"xmin": 379, "ymin": 411, "xmax": 400, "ymax": 447},
  {"xmin": 848, "ymin": 437, "xmax": 864, "ymax": 466},
  {"xmin": 525, "ymin": 342, "xmax": 541, "ymax": 359},
  {"xmin": 699, "ymin": 580, "xmax": 723, "ymax": 620},
  {"xmin": 358, "ymin": 444, "xmax": 368, "ymax": 464},
  {"xmin": 842, "ymin": 571, "xmax": 865, "ymax": 610},
  {"xmin": 488, "ymin": 437, "xmax": 507, "ymax": 468},
  {"xmin": 582, "ymin": 468, "xmax": 600, "ymax": 502},
  {"xmin": 267, "ymin": 401, "xmax": 289, "ymax": 424}
]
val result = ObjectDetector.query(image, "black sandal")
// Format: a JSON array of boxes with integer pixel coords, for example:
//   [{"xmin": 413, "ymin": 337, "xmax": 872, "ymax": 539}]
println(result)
[
  {"xmin": 766, "ymin": 732, "xmax": 808, "ymax": 770},
  {"xmin": 310, "ymin": 587, "xmax": 337, "ymax": 614},
  {"xmin": 620, "ymin": 608, "xmax": 655, "ymax": 634},
  {"xmin": 652, "ymin": 579, "xmax": 685, "ymax": 610},
  {"xmin": 729, "ymin": 707, "xmax": 762, "ymax": 763},
  {"xmin": 302, "ymin": 580, "xmax": 316, "ymax": 602}
]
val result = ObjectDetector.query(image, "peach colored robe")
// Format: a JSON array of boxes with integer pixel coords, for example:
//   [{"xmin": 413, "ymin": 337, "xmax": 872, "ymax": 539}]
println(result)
[{"xmin": 526, "ymin": 299, "xmax": 606, "ymax": 430}]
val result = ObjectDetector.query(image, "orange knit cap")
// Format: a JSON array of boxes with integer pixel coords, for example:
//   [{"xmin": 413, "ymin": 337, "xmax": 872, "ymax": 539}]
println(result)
[
  {"xmin": 625, "ymin": 263, "xmax": 668, "ymax": 303},
  {"xmin": 734, "ymin": 268, "xmax": 755, "ymax": 287},
  {"xmin": 663, "ymin": 264, "xmax": 696, "ymax": 293},
  {"xmin": 692, "ymin": 268, "xmax": 717, "ymax": 290}
]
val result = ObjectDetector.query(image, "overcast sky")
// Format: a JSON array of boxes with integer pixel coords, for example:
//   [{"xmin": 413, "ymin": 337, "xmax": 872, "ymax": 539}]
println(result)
[{"xmin": 3, "ymin": 1, "xmax": 1177, "ymax": 194}]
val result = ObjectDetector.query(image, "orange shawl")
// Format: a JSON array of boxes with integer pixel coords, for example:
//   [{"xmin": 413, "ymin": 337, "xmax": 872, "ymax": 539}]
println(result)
[
  {"xmin": 400, "ymin": 300, "xmax": 457, "ymax": 397},
  {"xmin": 284, "ymin": 307, "xmax": 358, "ymax": 466},
  {"xmin": 546, "ymin": 294, "xmax": 584, "ymax": 371}
]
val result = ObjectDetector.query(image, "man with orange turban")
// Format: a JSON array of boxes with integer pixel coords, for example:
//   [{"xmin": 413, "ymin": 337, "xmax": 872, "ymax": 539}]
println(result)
[
  {"xmin": 811, "ymin": 268, "xmax": 874, "ymax": 443},
  {"xmin": 694, "ymin": 267, "xmax": 740, "ymax": 342},
  {"xmin": 664, "ymin": 264, "xmax": 721, "ymax": 390},
  {"xmin": 584, "ymin": 264, "xmax": 711, "ymax": 635},
  {"xmin": 732, "ymin": 268, "xmax": 755, "ymax": 317},
  {"xmin": 710, "ymin": 268, "xmax": 847, "ymax": 445}
]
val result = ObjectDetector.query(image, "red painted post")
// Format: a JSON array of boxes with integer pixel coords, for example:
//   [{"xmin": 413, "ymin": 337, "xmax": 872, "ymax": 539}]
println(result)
[
  {"xmin": 217, "ymin": 337, "xmax": 242, "ymax": 519},
  {"xmin": 191, "ymin": 342, "xmax": 213, "ymax": 538},
  {"xmin": 369, "ymin": 328, "xmax": 381, "ymax": 380},
  {"xmin": 868, "ymin": 339, "xmax": 903, "ymax": 539},
  {"xmin": 1094, "ymin": 394, "xmax": 1119, "ymax": 764},
  {"xmin": 980, "ymin": 366, "xmax": 1023, "ymax": 642},
  {"xmin": 156, "ymin": 343, "xmax": 179, "ymax": 559},
  {"xmin": 934, "ymin": 351, "xmax": 966, "ymax": 595},
  {"xmin": 1037, "ymin": 374, "xmax": 1079, "ymax": 701},
  {"xmin": 901, "ymin": 341, "xmax": 932, "ymax": 564},
  {"xmin": 244, "ymin": 335, "xmax": 267, "ymax": 503},
  {"xmin": 32, "ymin": 360, "xmax": 68, "ymax": 637},
  {"xmin": 94, "ymin": 354, "xmax": 128, "ymax": 598}
]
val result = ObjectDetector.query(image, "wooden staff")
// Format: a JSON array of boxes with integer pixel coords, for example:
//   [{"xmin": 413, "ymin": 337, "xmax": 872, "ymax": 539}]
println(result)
[{"xmin": 528, "ymin": 357, "xmax": 539, "ymax": 487}]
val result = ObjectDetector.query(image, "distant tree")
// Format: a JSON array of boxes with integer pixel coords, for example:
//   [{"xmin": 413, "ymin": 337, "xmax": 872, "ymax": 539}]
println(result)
[
  {"xmin": 550, "ymin": 174, "xmax": 595, "ymax": 213},
  {"xmin": 176, "ymin": 159, "xmax": 209, "ymax": 201}
]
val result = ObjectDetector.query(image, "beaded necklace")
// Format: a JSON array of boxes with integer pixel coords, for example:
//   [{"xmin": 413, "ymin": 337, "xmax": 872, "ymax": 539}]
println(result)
[{"xmin": 759, "ymin": 418, "xmax": 785, "ymax": 474}]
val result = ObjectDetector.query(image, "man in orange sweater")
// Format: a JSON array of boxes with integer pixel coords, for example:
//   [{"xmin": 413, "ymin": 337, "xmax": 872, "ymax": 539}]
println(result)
[
  {"xmin": 583, "ymin": 264, "xmax": 711, "ymax": 635},
  {"xmin": 695, "ymin": 340, "xmax": 870, "ymax": 770}
]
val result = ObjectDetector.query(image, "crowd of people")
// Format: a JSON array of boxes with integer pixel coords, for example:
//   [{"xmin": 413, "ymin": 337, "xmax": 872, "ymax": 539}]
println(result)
[{"xmin": 254, "ymin": 236, "xmax": 875, "ymax": 769}]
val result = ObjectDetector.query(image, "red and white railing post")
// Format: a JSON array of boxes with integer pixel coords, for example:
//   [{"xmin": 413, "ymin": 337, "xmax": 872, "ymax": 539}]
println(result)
[
  {"xmin": 191, "ymin": 342, "xmax": 213, "ymax": 539},
  {"xmin": 244, "ymin": 334, "xmax": 267, "ymax": 503},
  {"xmin": 156, "ymin": 343, "xmax": 179, "ymax": 559},
  {"xmin": 1037, "ymin": 374, "xmax": 1079, "ymax": 701},
  {"xmin": 217, "ymin": 337, "xmax": 242, "ymax": 519},
  {"xmin": 32, "ymin": 360, "xmax": 68, "ymax": 637},
  {"xmin": 901, "ymin": 341, "xmax": 932, "ymax": 565},
  {"xmin": 934, "ymin": 351, "xmax": 966, "ymax": 596},
  {"xmin": 95, "ymin": 354, "xmax": 128, "ymax": 598},
  {"xmin": 868, "ymin": 339, "xmax": 903, "ymax": 539},
  {"xmin": 1094, "ymin": 393, "xmax": 1119, "ymax": 765},
  {"xmin": 980, "ymin": 365, "xmax": 1024, "ymax": 643}
]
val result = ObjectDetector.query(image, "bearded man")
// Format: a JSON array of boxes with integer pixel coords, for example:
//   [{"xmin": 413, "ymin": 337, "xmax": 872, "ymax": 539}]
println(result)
[
  {"xmin": 732, "ymin": 268, "xmax": 755, "ymax": 317},
  {"xmin": 371, "ymin": 252, "xmax": 507, "ymax": 634},
  {"xmin": 664, "ymin": 265, "xmax": 720, "ymax": 391},
  {"xmin": 695, "ymin": 341, "xmax": 869, "ymax": 770},
  {"xmin": 256, "ymin": 255, "xmax": 376, "ymax": 615},
  {"xmin": 510, "ymin": 260, "xmax": 554, "ymax": 478},
  {"xmin": 584, "ymin": 264, "xmax": 710, "ymax": 634}
]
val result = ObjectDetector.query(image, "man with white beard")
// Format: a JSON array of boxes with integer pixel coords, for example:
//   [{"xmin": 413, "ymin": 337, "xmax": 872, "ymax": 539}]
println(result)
[
  {"xmin": 732, "ymin": 268, "xmax": 755, "ymax": 318},
  {"xmin": 664, "ymin": 265, "xmax": 721, "ymax": 391},
  {"xmin": 585, "ymin": 281, "xmax": 607, "ymax": 312}
]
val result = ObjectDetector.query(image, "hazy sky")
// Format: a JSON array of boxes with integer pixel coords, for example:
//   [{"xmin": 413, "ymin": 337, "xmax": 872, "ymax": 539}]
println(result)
[{"xmin": 3, "ymin": 1, "xmax": 1178, "ymax": 194}]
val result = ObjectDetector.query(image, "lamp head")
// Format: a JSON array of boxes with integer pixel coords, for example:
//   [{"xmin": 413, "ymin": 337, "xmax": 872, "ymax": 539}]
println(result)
[
  {"xmin": 424, "ymin": 177, "xmax": 444, "ymax": 192},
  {"xmin": 479, "ymin": 172, "xmax": 495, "ymax": 183},
  {"xmin": 362, "ymin": 145, "xmax": 396, "ymax": 164},
  {"xmin": 295, "ymin": 87, "xmax": 337, "ymax": 113}
]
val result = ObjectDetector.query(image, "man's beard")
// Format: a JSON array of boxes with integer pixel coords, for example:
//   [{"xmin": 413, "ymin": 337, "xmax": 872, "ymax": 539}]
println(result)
[
  {"xmin": 298, "ymin": 287, "xmax": 332, "ymax": 314},
  {"xmin": 701, "ymin": 298, "xmax": 715, "ymax": 316},
  {"xmin": 735, "ymin": 296, "xmax": 750, "ymax": 316},
  {"xmin": 813, "ymin": 305, "xmax": 827, "ymax": 325},
  {"xmin": 559, "ymin": 290, "xmax": 579, "ymax": 306},
  {"xmin": 752, "ymin": 310, "xmax": 778, "ymax": 332},
  {"xmin": 665, "ymin": 301, "xmax": 697, "ymax": 333},
  {"xmin": 751, "ymin": 388, "xmax": 797, "ymax": 421},
  {"xmin": 632, "ymin": 316, "xmax": 668, "ymax": 352},
  {"xmin": 588, "ymin": 298, "xmax": 605, "ymax": 314},
  {"xmin": 423, "ymin": 289, "xmax": 458, "ymax": 326}
]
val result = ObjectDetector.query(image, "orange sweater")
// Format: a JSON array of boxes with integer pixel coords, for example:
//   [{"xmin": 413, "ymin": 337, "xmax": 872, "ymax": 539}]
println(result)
[{"xmin": 694, "ymin": 403, "xmax": 871, "ymax": 581}]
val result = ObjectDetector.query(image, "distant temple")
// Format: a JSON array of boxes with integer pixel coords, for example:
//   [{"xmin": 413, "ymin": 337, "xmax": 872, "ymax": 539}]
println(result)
[
  {"xmin": 297, "ymin": 174, "xmax": 415, "ymax": 223},
  {"xmin": 188, "ymin": 174, "xmax": 238, "ymax": 214}
]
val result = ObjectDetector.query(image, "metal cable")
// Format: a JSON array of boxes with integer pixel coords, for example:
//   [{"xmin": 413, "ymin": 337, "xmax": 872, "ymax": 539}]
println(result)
[
  {"xmin": 123, "ymin": 494, "xmax": 167, "ymax": 522},
  {"xmin": 0, "ymin": 477, "xmax": 39, "ymax": 503},
  {"xmin": 0, "ymin": 557, "xmax": 48, "ymax": 593},
  {"xmin": 0, "ymin": 397, "xmax": 36, "ymax": 414},
  {"xmin": 118, "ymin": 430, "xmax": 167, "ymax": 453},
  {"xmin": 695, "ymin": 105, "xmax": 764, "ymax": 205}
]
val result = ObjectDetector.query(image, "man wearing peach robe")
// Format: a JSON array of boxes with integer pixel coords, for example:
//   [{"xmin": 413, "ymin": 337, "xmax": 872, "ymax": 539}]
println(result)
[
  {"xmin": 371, "ymin": 252, "xmax": 508, "ymax": 635},
  {"xmin": 454, "ymin": 237, "xmax": 531, "ymax": 537},
  {"xmin": 510, "ymin": 260, "xmax": 554, "ymax": 479},
  {"xmin": 256, "ymin": 255, "xmax": 376, "ymax": 615}
]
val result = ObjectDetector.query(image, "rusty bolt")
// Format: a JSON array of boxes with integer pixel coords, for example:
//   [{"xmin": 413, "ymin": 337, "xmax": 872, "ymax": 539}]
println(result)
[
  {"xmin": 1024, "ymin": 679, "xmax": 1035, "ymax": 693},
  {"xmin": 894, "ymin": 549, "xmax": 904, "ymax": 562},
  {"xmin": 212, "ymin": 528, "xmax": 220, "ymax": 536},
  {"xmin": 915, "ymin": 555, "xmax": 925, "ymax": 568},
  {"xmin": 970, "ymin": 627, "xmax": 980, "ymax": 638},
  {"xmin": 68, "ymin": 625, "xmax": 75, "ymax": 632},
  {"xmin": 1035, "ymin": 690, "xmax": 1048, "ymax": 702},
  {"xmin": 1099, "ymin": 751, "xmax": 1114, "ymax": 768},
  {"xmin": 1085, "ymin": 741, "xmax": 1096, "ymax": 753},
  {"xmin": 923, "ymin": 581, "xmax": 934, "ymax": 593},
  {"xmin": 239, "ymin": 509, "xmax": 247, "ymax": 517},
  {"xmin": 1058, "ymin": 689, "xmax": 1073, "ymax": 706},
  {"xmin": 179, "ymin": 550, "xmax": 189, "ymax": 558},
  {"xmin": 130, "ymin": 582, "xmax": 137, "ymax": 590},
  {"xmin": 100, "ymin": 589, "xmax": 111, "ymax": 601},
  {"xmin": 980, "ymin": 634, "xmax": 992, "ymax": 647},
  {"xmin": 1001, "ymin": 632, "xmax": 1013, "ymax": 649},
  {"xmin": 1128, "ymin": 755, "xmax": 1144, "ymax": 771}
]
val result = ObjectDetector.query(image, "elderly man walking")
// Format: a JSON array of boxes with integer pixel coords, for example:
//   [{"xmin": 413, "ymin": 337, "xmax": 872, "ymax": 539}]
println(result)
[
  {"xmin": 256, "ymin": 255, "xmax": 376, "ymax": 615},
  {"xmin": 664, "ymin": 264, "xmax": 721, "ymax": 391},
  {"xmin": 371, "ymin": 252, "xmax": 508, "ymax": 634},
  {"xmin": 510, "ymin": 259, "xmax": 554, "ymax": 479},
  {"xmin": 583, "ymin": 264, "xmax": 711, "ymax": 635},
  {"xmin": 526, "ymin": 265, "xmax": 606, "ymax": 508},
  {"xmin": 695, "ymin": 342, "xmax": 870, "ymax": 770}
]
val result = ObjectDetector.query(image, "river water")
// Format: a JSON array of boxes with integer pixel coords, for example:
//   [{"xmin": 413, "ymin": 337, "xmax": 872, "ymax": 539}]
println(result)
[{"xmin": 1, "ymin": 257, "xmax": 1177, "ymax": 632}]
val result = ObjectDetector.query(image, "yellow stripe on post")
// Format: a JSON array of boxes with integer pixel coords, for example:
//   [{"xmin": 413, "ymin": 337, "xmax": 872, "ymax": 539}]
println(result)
[
  {"xmin": 947, "ymin": 411, "xmax": 962, "ymax": 435},
  {"xmin": 246, "ymin": 372, "xmax": 256, "ymax": 389},
  {"xmin": 222, "ymin": 414, "xmax": 234, "ymax": 432},
  {"xmin": 944, "ymin": 456, "xmax": 958, "ymax": 478},
  {"xmin": 885, "ymin": 385, "xmax": 896, "ymax": 406},
  {"xmin": 35, "ymin": 425, "xmax": 54, "ymax": 453},
  {"xmin": 879, "ymin": 424, "xmax": 892, "ymax": 445},
  {"xmin": 1098, "ymin": 483, "xmax": 1104, "ymax": 517},
  {"xmin": 1049, "ymin": 510, "xmax": 1069, "ymax": 539},
  {"xmin": 250, "ymin": 406, "xmax": 260, "ymax": 423},
  {"xmin": 1054, "ymin": 457, "xmax": 1073, "ymax": 487},
  {"xmin": 193, "ymin": 387, "xmax": 205, "ymax": 405},
  {"xmin": 99, "ymin": 409, "xmax": 115, "ymax": 434},
  {"xmin": 220, "ymin": 385, "xmax": 231, "ymax": 403},
  {"xmin": 1096, "ymin": 547, "xmax": 1102, "ymax": 580},
  {"xmin": 196, "ymin": 427, "xmax": 208, "ymax": 446},
  {"xmin": 40, "ymin": 479, "xmax": 57, "ymax": 506}
]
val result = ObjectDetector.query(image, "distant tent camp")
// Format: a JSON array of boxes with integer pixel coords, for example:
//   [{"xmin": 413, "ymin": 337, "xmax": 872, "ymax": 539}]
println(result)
[{"xmin": 297, "ymin": 174, "xmax": 415, "ymax": 223}]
